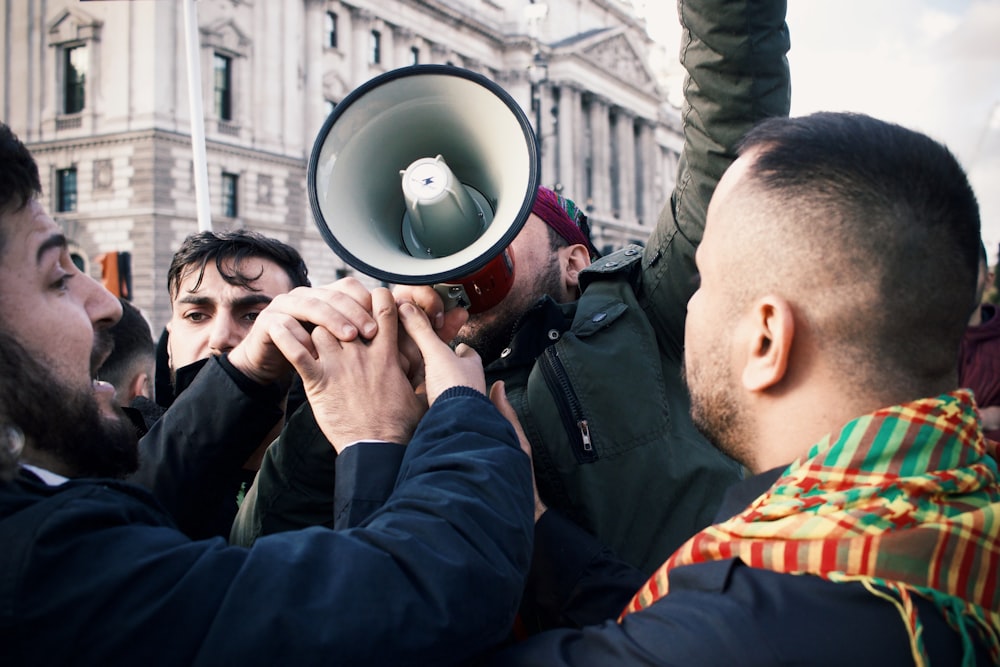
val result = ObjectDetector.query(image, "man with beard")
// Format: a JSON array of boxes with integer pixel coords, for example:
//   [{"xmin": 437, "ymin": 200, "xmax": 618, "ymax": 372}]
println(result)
[
  {"xmin": 0, "ymin": 122, "xmax": 534, "ymax": 666},
  {"xmin": 233, "ymin": 0, "xmax": 789, "ymax": 586},
  {"xmin": 487, "ymin": 113, "xmax": 1000, "ymax": 665}
]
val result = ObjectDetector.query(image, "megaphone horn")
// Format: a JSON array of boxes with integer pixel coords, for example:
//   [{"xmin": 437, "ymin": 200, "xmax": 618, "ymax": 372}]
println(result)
[{"xmin": 307, "ymin": 65, "xmax": 540, "ymax": 313}]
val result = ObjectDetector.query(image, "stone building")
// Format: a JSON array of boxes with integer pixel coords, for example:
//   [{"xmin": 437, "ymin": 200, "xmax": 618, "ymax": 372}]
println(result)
[{"xmin": 1, "ymin": 0, "xmax": 681, "ymax": 329}]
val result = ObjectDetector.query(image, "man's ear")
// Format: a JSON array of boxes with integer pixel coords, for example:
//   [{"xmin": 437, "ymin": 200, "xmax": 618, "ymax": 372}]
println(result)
[
  {"xmin": 741, "ymin": 295, "xmax": 794, "ymax": 392},
  {"xmin": 130, "ymin": 372, "xmax": 153, "ymax": 402},
  {"xmin": 562, "ymin": 244, "xmax": 593, "ymax": 295}
]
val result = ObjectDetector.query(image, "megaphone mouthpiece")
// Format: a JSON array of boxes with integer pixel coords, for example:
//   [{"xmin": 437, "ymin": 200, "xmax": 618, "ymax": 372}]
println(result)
[{"xmin": 400, "ymin": 155, "xmax": 492, "ymax": 258}]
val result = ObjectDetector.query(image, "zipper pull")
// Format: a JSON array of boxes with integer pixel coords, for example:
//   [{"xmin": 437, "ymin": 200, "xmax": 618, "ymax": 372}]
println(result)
[{"xmin": 578, "ymin": 420, "xmax": 593, "ymax": 451}]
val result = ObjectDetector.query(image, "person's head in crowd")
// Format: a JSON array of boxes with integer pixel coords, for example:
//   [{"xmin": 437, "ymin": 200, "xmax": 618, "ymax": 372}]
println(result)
[
  {"xmin": 97, "ymin": 297, "xmax": 155, "ymax": 407},
  {"xmin": 0, "ymin": 123, "xmax": 137, "ymax": 481},
  {"xmin": 452, "ymin": 185, "xmax": 599, "ymax": 363},
  {"xmin": 165, "ymin": 229, "xmax": 310, "ymax": 385},
  {"xmin": 684, "ymin": 111, "xmax": 981, "ymax": 474}
]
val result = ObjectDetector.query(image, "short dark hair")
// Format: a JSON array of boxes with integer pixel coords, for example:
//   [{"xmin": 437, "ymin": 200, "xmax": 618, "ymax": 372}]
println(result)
[
  {"xmin": 97, "ymin": 298, "xmax": 155, "ymax": 391},
  {"xmin": 0, "ymin": 123, "xmax": 43, "ymax": 256},
  {"xmin": 737, "ymin": 112, "xmax": 981, "ymax": 392},
  {"xmin": 167, "ymin": 229, "xmax": 311, "ymax": 299}
]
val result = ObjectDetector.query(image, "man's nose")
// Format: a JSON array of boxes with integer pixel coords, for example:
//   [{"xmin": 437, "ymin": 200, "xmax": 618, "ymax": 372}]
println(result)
[
  {"xmin": 207, "ymin": 317, "xmax": 241, "ymax": 356},
  {"xmin": 85, "ymin": 273, "xmax": 123, "ymax": 331}
]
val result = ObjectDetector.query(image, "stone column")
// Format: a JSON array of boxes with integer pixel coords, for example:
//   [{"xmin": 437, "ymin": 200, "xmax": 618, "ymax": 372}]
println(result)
[
  {"xmin": 636, "ymin": 119, "xmax": 655, "ymax": 226},
  {"xmin": 556, "ymin": 84, "xmax": 580, "ymax": 198},
  {"xmin": 349, "ymin": 8, "xmax": 372, "ymax": 84},
  {"xmin": 590, "ymin": 97, "xmax": 611, "ymax": 217},
  {"xmin": 615, "ymin": 108, "xmax": 636, "ymax": 222},
  {"xmin": 394, "ymin": 27, "xmax": 414, "ymax": 67},
  {"xmin": 303, "ymin": 0, "xmax": 326, "ymax": 141}
]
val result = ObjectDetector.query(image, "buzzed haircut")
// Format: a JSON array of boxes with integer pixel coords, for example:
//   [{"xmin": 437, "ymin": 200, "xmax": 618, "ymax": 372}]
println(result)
[
  {"xmin": 736, "ymin": 112, "xmax": 981, "ymax": 393},
  {"xmin": 97, "ymin": 298, "xmax": 155, "ymax": 391},
  {"xmin": 0, "ymin": 123, "xmax": 43, "ymax": 254},
  {"xmin": 167, "ymin": 229, "xmax": 311, "ymax": 299}
]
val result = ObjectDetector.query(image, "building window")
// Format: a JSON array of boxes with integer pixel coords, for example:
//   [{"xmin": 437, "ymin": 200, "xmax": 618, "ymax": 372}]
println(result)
[
  {"xmin": 325, "ymin": 12, "xmax": 338, "ymax": 48},
  {"xmin": 214, "ymin": 53, "xmax": 233, "ymax": 121},
  {"xmin": 370, "ymin": 30, "xmax": 381, "ymax": 65},
  {"xmin": 63, "ymin": 45, "xmax": 87, "ymax": 114},
  {"xmin": 222, "ymin": 172, "xmax": 238, "ymax": 218},
  {"xmin": 56, "ymin": 167, "xmax": 78, "ymax": 212},
  {"xmin": 409, "ymin": 47, "xmax": 419, "ymax": 66}
]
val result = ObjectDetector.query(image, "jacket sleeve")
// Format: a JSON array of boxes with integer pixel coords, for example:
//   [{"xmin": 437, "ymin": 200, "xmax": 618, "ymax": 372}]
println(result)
[
  {"xmin": 128, "ymin": 355, "xmax": 285, "ymax": 539},
  {"xmin": 10, "ymin": 389, "xmax": 535, "ymax": 667},
  {"xmin": 639, "ymin": 0, "xmax": 791, "ymax": 355}
]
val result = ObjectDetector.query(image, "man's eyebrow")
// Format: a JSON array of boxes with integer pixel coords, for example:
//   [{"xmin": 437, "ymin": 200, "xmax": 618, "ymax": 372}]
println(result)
[
  {"xmin": 230, "ymin": 294, "xmax": 274, "ymax": 308},
  {"xmin": 175, "ymin": 295, "xmax": 215, "ymax": 306},
  {"xmin": 36, "ymin": 233, "xmax": 68, "ymax": 264},
  {"xmin": 175, "ymin": 293, "xmax": 274, "ymax": 307}
]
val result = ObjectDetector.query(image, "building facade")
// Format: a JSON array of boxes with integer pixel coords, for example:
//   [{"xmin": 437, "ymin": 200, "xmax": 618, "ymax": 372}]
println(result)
[{"xmin": 1, "ymin": 0, "xmax": 681, "ymax": 329}]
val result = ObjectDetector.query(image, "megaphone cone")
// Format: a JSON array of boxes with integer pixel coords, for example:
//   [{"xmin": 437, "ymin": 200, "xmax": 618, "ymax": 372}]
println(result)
[{"xmin": 308, "ymin": 65, "xmax": 539, "ymax": 313}]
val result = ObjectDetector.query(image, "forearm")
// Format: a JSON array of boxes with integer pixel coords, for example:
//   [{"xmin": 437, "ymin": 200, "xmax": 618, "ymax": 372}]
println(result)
[{"xmin": 641, "ymin": 0, "xmax": 791, "ymax": 350}]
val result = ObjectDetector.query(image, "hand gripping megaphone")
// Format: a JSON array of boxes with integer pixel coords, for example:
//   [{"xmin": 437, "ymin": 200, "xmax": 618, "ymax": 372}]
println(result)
[{"xmin": 307, "ymin": 65, "xmax": 540, "ymax": 313}]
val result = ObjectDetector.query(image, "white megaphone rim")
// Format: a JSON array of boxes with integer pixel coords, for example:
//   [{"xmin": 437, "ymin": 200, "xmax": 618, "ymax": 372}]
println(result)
[{"xmin": 307, "ymin": 64, "xmax": 539, "ymax": 286}]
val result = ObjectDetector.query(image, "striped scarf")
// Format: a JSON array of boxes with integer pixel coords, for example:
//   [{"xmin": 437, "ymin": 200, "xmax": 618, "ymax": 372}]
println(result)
[{"xmin": 621, "ymin": 390, "xmax": 1000, "ymax": 666}]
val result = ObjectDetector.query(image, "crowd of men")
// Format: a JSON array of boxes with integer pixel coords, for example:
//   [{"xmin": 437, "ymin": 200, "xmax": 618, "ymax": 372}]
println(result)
[{"xmin": 0, "ymin": 0, "xmax": 997, "ymax": 664}]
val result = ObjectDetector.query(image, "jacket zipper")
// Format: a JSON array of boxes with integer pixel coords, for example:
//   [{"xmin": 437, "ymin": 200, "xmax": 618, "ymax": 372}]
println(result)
[{"xmin": 539, "ymin": 346, "xmax": 597, "ymax": 463}]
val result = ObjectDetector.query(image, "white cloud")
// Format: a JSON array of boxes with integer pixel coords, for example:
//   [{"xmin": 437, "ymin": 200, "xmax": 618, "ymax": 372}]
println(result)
[{"xmin": 919, "ymin": 8, "xmax": 961, "ymax": 41}]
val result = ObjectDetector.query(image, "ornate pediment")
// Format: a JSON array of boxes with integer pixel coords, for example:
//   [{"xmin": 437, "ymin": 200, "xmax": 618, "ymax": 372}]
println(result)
[
  {"xmin": 202, "ymin": 18, "xmax": 251, "ymax": 55},
  {"xmin": 581, "ymin": 32, "xmax": 655, "ymax": 91},
  {"xmin": 47, "ymin": 6, "xmax": 102, "ymax": 46}
]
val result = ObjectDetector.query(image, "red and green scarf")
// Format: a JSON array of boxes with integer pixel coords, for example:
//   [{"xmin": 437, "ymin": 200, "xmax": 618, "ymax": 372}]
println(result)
[{"xmin": 621, "ymin": 390, "xmax": 1000, "ymax": 666}]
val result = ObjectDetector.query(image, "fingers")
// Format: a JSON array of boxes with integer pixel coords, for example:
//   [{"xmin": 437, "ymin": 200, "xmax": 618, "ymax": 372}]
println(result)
[
  {"xmin": 397, "ymin": 301, "xmax": 443, "ymax": 355},
  {"xmin": 393, "ymin": 285, "xmax": 445, "ymax": 331},
  {"xmin": 489, "ymin": 380, "xmax": 546, "ymax": 523},
  {"xmin": 489, "ymin": 381, "xmax": 530, "ymax": 458},
  {"xmin": 368, "ymin": 288, "xmax": 398, "ymax": 354},
  {"xmin": 266, "ymin": 317, "xmax": 325, "ymax": 381},
  {"xmin": 273, "ymin": 282, "xmax": 377, "ymax": 342},
  {"xmin": 438, "ymin": 307, "xmax": 470, "ymax": 344}
]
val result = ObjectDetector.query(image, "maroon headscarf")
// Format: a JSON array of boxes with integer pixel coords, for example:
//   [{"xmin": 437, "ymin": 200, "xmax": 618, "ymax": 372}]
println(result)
[{"xmin": 531, "ymin": 186, "xmax": 599, "ymax": 260}]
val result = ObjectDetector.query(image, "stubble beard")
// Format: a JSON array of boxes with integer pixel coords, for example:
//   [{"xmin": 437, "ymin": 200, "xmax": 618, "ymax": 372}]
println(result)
[
  {"xmin": 684, "ymin": 354, "xmax": 754, "ymax": 468},
  {"xmin": 451, "ymin": 259, "xmax": 566, "ymax": 365}
]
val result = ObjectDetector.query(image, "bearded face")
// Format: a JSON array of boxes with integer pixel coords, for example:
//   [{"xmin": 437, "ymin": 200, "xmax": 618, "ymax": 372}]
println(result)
[
  {"xmin": 453, "ymin": 248, "xmax": 565, "ymax": 365},
  {"xmin": 684, "ymin": 348, "xmax": 754, "ymax": 468},
  {"xmin": 0, "ymin": 330, "xmax": 139, "ymax": 480}
]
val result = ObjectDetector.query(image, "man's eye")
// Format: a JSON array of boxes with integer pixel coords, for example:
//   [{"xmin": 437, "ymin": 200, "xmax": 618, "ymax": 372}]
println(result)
[
  {"xmin": 51, "ymin": 274, "xmax": 72, "ymax": 291},
  {"xmin": 185, "ymin": 312, "xmax": 208, "ymax": 323},
  {"xmin": 244, "ymin": 311, "xmax": 261, "ymax": 323}
]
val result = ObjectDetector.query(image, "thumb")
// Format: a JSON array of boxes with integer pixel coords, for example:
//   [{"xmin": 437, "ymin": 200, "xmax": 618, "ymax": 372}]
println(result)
[
  {"xmin": 398, "ymin": 301, "xmax": 446, "ymax": 359},
  {"xmin": 489, "ymin": 381, "xmax": 530, "ymax": 459},
  {"xmin": 490, "ymin": 380, "xmax": 545, "ymax": 522}
]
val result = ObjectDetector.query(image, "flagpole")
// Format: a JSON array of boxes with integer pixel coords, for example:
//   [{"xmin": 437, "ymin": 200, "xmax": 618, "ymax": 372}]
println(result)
[{"xmin": 183, "ymin": 0, "xmax": 212, "ymax": 232}]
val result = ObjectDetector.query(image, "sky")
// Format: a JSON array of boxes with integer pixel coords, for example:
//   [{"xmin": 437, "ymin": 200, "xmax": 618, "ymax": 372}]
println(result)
[{"xmin": 638, "ymin": 0, "xmax": 1000, "ymax": 257}]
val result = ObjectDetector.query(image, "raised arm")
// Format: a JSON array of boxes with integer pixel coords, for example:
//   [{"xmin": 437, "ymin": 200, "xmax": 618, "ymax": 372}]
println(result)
[{"xmin": 639, "ymin": 0, "xmax": 791, "ymax": 354}]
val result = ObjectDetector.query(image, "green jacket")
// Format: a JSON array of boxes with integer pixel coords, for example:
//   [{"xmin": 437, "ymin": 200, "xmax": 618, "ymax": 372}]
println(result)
[{"xmin": 232, "ymin": 0, "xmax": 791, "ymax": 575}]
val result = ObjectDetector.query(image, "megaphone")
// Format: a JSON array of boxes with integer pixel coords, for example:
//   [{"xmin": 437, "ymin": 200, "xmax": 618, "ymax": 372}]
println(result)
[{"xmin": 308, "ymin": 65, "xmax": 539, "ymax": 313}]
